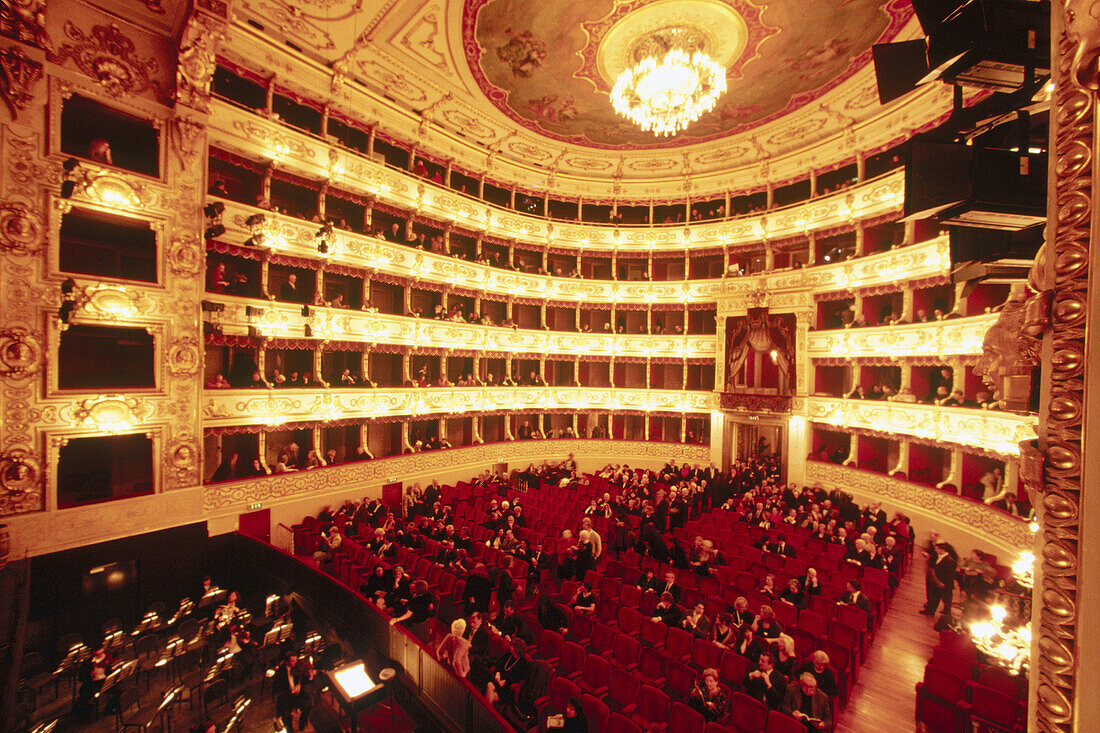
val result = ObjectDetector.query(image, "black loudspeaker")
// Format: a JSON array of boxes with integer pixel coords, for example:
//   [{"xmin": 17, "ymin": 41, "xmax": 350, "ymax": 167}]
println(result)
[
  {"xmin": 904, "ymin": 141, "xmax": 972, "ymax": 219},
  {"xmin": 949, "ymin": 224, "xmax": 1044, "ymax": 265},
  {"xmin": 872, "ymin": 40, "xmax": 930, "ymax": 104},
  {"xmin": 201, "ymin": 300, "xmax": 226, "ymax": 312},
  {"xmin": 301, "ymin": 305, "xmax": 312, "ymax": 317}
]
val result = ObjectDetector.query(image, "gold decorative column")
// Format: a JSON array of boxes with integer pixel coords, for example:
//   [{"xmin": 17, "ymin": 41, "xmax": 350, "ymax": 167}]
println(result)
[{"xmin": 1032, "ymin": 3, "xmax": 1100, "ymax": 730}]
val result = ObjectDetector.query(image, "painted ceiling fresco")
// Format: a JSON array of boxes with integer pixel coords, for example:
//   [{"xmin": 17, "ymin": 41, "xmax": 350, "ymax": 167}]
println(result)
[{"xmin": 465, "ymin": 0, "xmax": 913, "ymax": 149}]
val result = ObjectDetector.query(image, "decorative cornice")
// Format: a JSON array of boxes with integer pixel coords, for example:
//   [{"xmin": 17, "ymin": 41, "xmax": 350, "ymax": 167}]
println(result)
[
  {"xmin": 201, "ymin": 438, "xmax": 711, "ymax": 511},
  {"xmin": 804, "ymin": 460, "xmax": 1032, "ymax": 552},
  {"xmin": 805, "ymin": 397, "xmax": 1037, "ymax": 456},
  {"xmin": 807, "ymin": 314, "xmax": 996, "ymax": 360},
  {"xmin": 201, "ymin": 386, "xmax": 719, "ymax": 428}
]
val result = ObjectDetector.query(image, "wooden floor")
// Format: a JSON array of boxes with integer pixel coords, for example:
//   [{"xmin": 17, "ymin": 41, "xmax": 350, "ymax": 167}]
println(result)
[{"xmin": 835, "ymin": 554, "xmax": 937, "ymax": 732}]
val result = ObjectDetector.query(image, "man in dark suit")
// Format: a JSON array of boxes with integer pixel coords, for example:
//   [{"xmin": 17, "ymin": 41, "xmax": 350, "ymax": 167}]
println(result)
[
  {"xmin": 527, "ymin": 541, "xmax": 554, "ymax": 587},
  {"xmin": 766, "ymin": 534, "xmax": 797, "ymax": 558},
  {"xmin": 838, "ymin": 580, "xmax": 873, "ymax": 630},
  {"xmin": 279, "ymin": 273, "xmax": 299, "ymax": 302},
  {"xmin": 657, "ymin": 570, "xmax": 682, "ymax": 604},
  {"xmin": 743, "ymin": 652, "xmax": 786, "ymax": 710},
  {"xmin": 922, "ymin": 542, "xmax": 958, "ymax": 616},
  {"xmin": 651, "ymin": 593, "xmax": 681, "ymax": 626},
  {"xmin": 782, "ymin": 673, "xmax": 832, "ymax": 730}
]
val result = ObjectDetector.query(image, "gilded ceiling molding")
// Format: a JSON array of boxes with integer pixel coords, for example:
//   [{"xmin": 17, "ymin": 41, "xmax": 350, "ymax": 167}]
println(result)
[
  {"xmin": 805, "ymin": 396, "xmax": 1037, "ymax": 456},
  {"xmin": 1031, "ymin": 3, "xmax": 1097, "ymax": 729},
  {"xmin": 201, "ymin": 438, "xmax": 711, "ymax": 511},
  {"xmin": 0, "ymin": 0, "xmax": 47, "ymax": 49},
  {"xmin": 804, "ymin": 461, "xmax": 1032, "ymax": 552}
]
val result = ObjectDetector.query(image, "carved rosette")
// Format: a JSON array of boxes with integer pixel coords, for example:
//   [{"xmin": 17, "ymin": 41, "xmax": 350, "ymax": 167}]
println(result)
[
  {"xmin": 48, "ymin": 22, "xmax": 164, "ymax": 99},
  {"xmin": 163, "ymin": 434, "xmax": 199, "ymax": 489},
  {"xmin": 0, "ymin": 447, "xmax": 43, "ymax": 515},
  {"xmin": 167, "ymin": 235, "xmax": 203, "ymax": 276},
  {"xmin": 166, "ymin": 337, "xmax": 200, "ymax": 377},
  {"xmin": 0, "ymin": 326, "xmax": 42, "ymax": 377},
  {"xmin": 1033, "ymin": 6, "xmax": 1096, "ymax": 730},
  {"xmin": 0, "ymin": 199, "xmax": 41, "ymax": 254}
]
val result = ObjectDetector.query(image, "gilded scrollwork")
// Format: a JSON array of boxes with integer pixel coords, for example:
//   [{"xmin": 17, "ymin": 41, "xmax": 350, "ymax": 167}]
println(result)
[
  {"xmin": 48, "ymin": 23, "xmax": 165, "ymax": 100},
  {"xmin": 0, "ymin": 327, "xmax": 41, "ymax": 377},
  {"xmin": 0, "ymin": 44, "xmax": 42, "ymax": 119},
  {"xmin": 0, "ymin": 0, "xmax": 47, "ymax": 48},
  {"xmin": 175, "ymin": 10, "xmax": 225, "ymax": 112}
]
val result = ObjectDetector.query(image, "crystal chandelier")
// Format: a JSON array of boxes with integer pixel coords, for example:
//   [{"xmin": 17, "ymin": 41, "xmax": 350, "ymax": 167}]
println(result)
[
  {"xmin": 610, "ymin": 29, "xmax": 726, "ymax": 137},
  {"xmin": 970, "ymin": 605, "xmax": 1031, "ymax": 675}
]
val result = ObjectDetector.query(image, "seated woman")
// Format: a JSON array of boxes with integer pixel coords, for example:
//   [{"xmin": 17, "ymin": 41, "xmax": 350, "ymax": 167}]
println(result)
[
  {"xmin": 688, "ymin": 668, "xmax": 728, "ymax": 723},
  {"xmin": 486, "ymin": 638, "xmax": 529, "ymax": 705},
  {"xmin": 754, "ymin": 605, "xmax": 784, "ymax": 641},
  {"xmin": 360, "ymin": 563, "xmax": 392, "ymax": 608},
  {"xmin": 733, "ymin": 627, "xmax": 765, "ymax": 663},
  {"xmin": 780, "ymin": 578, "xmax": 808, "ymax": 609},
  {"xmin": 775, "ymin": 635, "xmax": 799, "ymax": 679},
  {"xmin": 711, "ymin": 612, "xmax": 737, "ymax": 647},
  {"xmin": 382, "ymin": 565, "xmax": 412, "ymax": 613},
  {"xmin": 727, "ymin": 596, "xmax": 756, "ymax": 629}
]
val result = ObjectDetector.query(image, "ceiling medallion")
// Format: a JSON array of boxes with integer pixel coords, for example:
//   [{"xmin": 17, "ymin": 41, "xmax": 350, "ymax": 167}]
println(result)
[{"xmin": 610, "ymin": 27, "xmax": 725, "ymax": 136}]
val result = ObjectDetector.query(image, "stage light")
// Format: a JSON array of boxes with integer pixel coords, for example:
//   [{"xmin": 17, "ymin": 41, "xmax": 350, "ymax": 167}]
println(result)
[
  {"xmin": 60, "ymin": 180, "xmax": 76, "ymax": 198},
  {"xmin": 204, "ymin": 202, "xmax": 225, "ymax": 218},
  {"xmin": 245, "ymin": 213, "xmax": 266, "ymax": 228},
  {"xmin": 60, "ymin": 278, "xmax": 76, "ymax": 295},
  {"xmin": 62, "ymin": 157, "xmax": 79, "ymax": 173},
  {"xmin": 204, "ymin": 224, "xmax": 226, "ymax": 240},
  {"xmin": 58, "ymin": 300, "xmax": 76, "ymax": 324}
]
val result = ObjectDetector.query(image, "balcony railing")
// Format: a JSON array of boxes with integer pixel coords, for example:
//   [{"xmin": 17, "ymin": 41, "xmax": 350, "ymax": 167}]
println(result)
[
  {"xmin": 804, "ymin": 396, "xmax": 1037, "ymax": 455},
  {"xmin": 201, "ymin": 386, "xmax": 720, "ymax": 428},
  {"xmin": 807, "ymin": 313, "xmax": 996, "ymax": 360},
  {"xmin": 204, "ymin": 294, "xmax": 715, "ymax": 358},
  {"xmin": 209, "ymin": 97, "xmax": 905, "ymax": 252},
  {"xmin": 213, "ymin": 198, "xmax": 949, "ymax": 304}
]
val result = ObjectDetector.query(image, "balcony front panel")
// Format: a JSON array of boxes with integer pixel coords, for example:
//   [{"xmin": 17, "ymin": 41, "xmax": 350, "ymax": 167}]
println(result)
[
  {"xmin": 215, "ymin": 200, "xmax": 948, "ymax": 305},
  {"xmin": 205, "ymin": 296, "xmax": 715, "ymax": 357},
  {"xmin": 201, "ymin": 387, "xmax": 719, "ymax": 428},
  {"xmin": 209, "ymin": 99, "xmax": 904, "ymax": 251},
  {"xmin": 807, "ymin": 314, "xmax": 996, "ymax": 360},
  {"xmin": 804, "ymin": 461, "xmax": 1032, "ymax": 554},
  {"xmin": 804, "ymin": 397, "xmax": 1037, "ymax": 455},
  {"xmin": 216, "ymin": 200, "xmax": 726, "ymax": 305}
]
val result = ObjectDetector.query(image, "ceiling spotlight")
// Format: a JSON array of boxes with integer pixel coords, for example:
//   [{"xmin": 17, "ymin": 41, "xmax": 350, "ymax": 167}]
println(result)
[
  {"xmin": 62, "ymin": 157, "xmax": 80, "ymax": 173},
  {"xmin": 60, "ymin": 278, "xmax": 76, "ymax": 295},
  {"xmin": 204, "ymin": 202, "xmax": 225, "ymax": 218},
  {"xmin": 205, "ymin": 224, "xmax": 226, "ymax": 240},
  {"xmin": 244, "ymin": 233, "xmax": 266, "ymax": 247},
  {"xmin": 245, "ymin": 213, "xmax": 266, "ymax": 228}
]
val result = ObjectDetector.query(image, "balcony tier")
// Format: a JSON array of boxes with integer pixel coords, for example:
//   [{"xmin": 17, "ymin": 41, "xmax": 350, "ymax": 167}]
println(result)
[
  {"xmin": 804, "ymin": 397, "xmax": 1037, "ymax": 456},
  {"xmin": 201, "ymin": 386, "xmax": 719, "ymax": 428},
  {"xmin": 807, "ymin": 314, "xmax": 995, "ymax": 360},
  {"xmin": 208, "ymin": 98, "xmax": 905, "ymax": 252}
]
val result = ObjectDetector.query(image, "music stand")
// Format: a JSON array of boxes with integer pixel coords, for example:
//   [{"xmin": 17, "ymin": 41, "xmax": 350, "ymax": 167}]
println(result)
[{"xmin": 325, "ymin": 661, "xmax": 388, "ymax": 733}]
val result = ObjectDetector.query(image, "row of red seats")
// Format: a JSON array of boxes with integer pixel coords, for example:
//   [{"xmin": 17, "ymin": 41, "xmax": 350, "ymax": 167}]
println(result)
[{"xmin": 915, "ymin": 631, "xmax": 1027, "ymax": 732}]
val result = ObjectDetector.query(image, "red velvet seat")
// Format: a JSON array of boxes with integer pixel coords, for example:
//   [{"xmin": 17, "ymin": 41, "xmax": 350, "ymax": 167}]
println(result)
[
  {"xmin": 664, "ymin": 660, "xmax": 697, "ymax": 701},
  {"xmin": 636, "ymin": 645, "xmax": 668, "ymax": 686},
  {"xmin": 666, "ymin": 626, "xmax": 695, "ymax": 663},
  {"xmin": 608, "ymin": 667, "xmax": 640, "ymax": 711},
  {"xmin": 582, "ymin": 693, "xmax": 610, "ymax": 733},
  {"xmin": 727, "ymin": 691, "xmax": 768, "ymax": 733},
  {"xmin": 641, "ymin": 618, "xmax": 668, "ymax": 647},
  {"xmin": 719, "ymin": 651, "xmax": 753, "ymax": 688},
  {"xmin": 671, "ymin": 701, "xmax": 707, "ymax": 733},
  {"xmin": 630, "ymin": 684, "xmax": 670, "ymax": 732},
  {"xmin": 618, "ymin": 607, "xmax": 644, "ymax": 637},
  {"xmin": 610, "ymin": 633, "xmax": 641, "ymax": 670},
  {"xmin": 577, "ymin": 653, "xmax": 613, "ymax": 697},
  {"xmin": 560, "ymin": 641, "xmax": 587, "ymax": 680},
  {"xmin": 607, "ymin": 712, "xmax": 643, "ymax": 733},
  {"xmin": 765, "ymin": 710, "xmax": 809, "ymax": 733}
]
